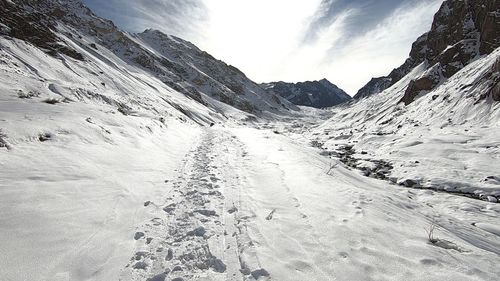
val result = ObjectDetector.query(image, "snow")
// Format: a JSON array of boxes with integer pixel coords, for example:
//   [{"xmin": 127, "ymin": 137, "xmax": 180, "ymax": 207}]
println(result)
[
  {"xmin": 312, "ymin": 48, "xmax": 500, "ymax": 199},
  {"xmin": 1, "ymin": 1, "xmax": 499, "ymax": 280},
  {"xmin": 0, "ymin": 33, "xmax": 211, "ymax": 280},
  {"xmin": 229, "ymin": 126, "xmax": 500, "ymax": 280},
  {"xmin": 3, "ymin": 68, "xmax": 499, "ymax": 279}
]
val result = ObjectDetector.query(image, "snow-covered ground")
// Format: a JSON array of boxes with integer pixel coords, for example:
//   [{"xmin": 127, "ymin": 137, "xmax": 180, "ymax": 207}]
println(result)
[
  {"xmin": 309, "ymin": 48, "xmax": 500, "ymax": 201},
  {"xmin": 1, "ymin": 1, "xmax": 499, "ymax": 280},
  {"xmin": 2, "ymin": 116, "xmax": 500, "ymax": 280},
  {"xmin": 1, "ymin": 40, "xmax": 499, "ymax": 280}
]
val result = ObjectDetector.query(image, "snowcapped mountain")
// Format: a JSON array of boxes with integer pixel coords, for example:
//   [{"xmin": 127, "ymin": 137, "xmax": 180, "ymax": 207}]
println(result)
[
  {"xmin": 261, "ymin": 78, "xmax": 352, "ymax": 108},
  {"xmin": 355, "ymin": 0, "xmax": 500, "ymax": 100},
  {"xmin": 0, "ymin": 0, "xmax": 294, "ymax": 121}
]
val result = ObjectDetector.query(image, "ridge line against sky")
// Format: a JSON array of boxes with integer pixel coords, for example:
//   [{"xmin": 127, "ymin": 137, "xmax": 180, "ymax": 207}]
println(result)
[{"xmin": 82, "ymin": 0, "xmax": 444, "ymax": 95}]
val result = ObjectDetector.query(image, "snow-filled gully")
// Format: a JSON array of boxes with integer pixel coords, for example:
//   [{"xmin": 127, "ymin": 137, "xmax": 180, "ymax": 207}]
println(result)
[{"xmin": 119, "ymin": 127, "xmax": 500, "ymax": 281}]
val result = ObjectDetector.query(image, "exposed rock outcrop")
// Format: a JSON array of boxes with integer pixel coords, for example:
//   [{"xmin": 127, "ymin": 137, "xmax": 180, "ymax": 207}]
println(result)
[
  {"xmin": 355, "ymin": 0, "xmax": 500, "ymax": 102},
  {"xmin": 262, "ymin": 78, "xmax": 352, "ymax": 108}
]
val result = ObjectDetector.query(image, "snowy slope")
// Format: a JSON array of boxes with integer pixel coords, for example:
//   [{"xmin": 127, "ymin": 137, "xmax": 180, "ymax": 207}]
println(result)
[
  {"xmin": 0, "ymin": 0, "xmax": 499, "ymax": 280},
  {"xmin": 0, "ymin": 0, "xmax": 293, "ymax": 119},
  {"xmin": 0, "ymin": 0, "xmax": 293, "ymax": 280},
  {"xmin": 314, "ymin": 0, "xmax": 500, "ymax": 202},
  {"xmin": 312, "ymin": 47, "xmax": 500, "ymax": 201}
]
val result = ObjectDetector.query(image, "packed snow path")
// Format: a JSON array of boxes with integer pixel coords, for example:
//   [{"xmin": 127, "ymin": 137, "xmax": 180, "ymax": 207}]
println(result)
[
  {"xmin": 120, "ymin": 127, "xmax": 499, "ymax": 281},
  {"xmin": 121, "ymin": 129, "xmax": 263, "ymax": 281}
]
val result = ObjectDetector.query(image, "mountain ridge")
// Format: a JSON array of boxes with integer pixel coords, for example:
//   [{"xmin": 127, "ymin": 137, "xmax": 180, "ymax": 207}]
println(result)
[
  {"xmin": 261, "ymin": 78, "xmax": 352, "ymax": 108},
  {"xmin": 355, "ymin": 0, "xmax": 500, "ymax": 101},
  {"xmin": 0, "ymin": 0, "xmax": 295, "ymax": 120}
]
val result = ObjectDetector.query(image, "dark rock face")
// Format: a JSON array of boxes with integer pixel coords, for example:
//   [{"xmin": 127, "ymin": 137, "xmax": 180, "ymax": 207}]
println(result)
[
  {"xmin": 0, "ymin": 0, "xmax": 84, "ymax": 60},
  {"xmin": 476, "ymin": 56, "xmax": 500, "ymax": 102},
  {"xmin": 491, "ymin": 59, "xmax": 500, "ymax": 101},
  {"xmin": 262, "ymin": 79, "xmax": 352, "ymax": 108},
  {"xmin": 354, "ymin": 77, "xmax": 392, "ymax": 99},
  {"xmin": 355, "ymin": 0, "xmax": 500, "ymax": 101},
  {"xmin": 400, "ymin": 64, "xmax": 442, "ymax": 105}
]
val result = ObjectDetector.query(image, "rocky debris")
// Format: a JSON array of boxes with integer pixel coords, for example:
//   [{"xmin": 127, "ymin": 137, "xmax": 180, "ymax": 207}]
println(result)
[
  {"xmin": 0, "ymin": 129, "xmax": 10, "ymax": 150},
  {"xmin": 133, "ymin": 261, "xmax": 148, "ymax": 270},
  {"xmin": 134, "ymin": 231, "xmax": 145, "ymax": 240},
  {"xmin": 134, "ymin": 251, "xmax": 148, "ymax": 261},
  {"xmin": 399, "ymin": 179, "xmax": 419, "ymax": 188},
  {"xmin": 323, "ymin": 144, "xmax": 499, "ymax": 203},
  {"xmin": 38, "ymin": 132, "xmax": 52, "ymax": 142},
  {"xmin": 227, "ymin": 206, "xmax": 238, "ymax": 214},
  {"xmin": 262, "ymin": 78, "xmax": 352, "ymax": 108},
  {"xmin": 193, "ymin": 209, "xmax": 217, "ymax": 217},
  {"xmin": 165, "ymin": 248, "xmax": 174, "ymax": 261},
  {"xmin": 171, "ymin": 265, "xmax": 183, "ymax": 272},
  {"xmin": 209, "ymin": 258, "xmax": 227, "ymax": 273},
  {"xmin": 187, "ymin": 226, "xmax": 206, "ymax": 237},
  {"xmin": 17, "ymin": 90, "xmax": 40, "ymax": 99},
  {"xmin": 163, "ymin": 203, "xmax": 176, "ymax": 213},
  {"xmin": 251, "ymin": 268, "xmax": 270, "ymax": 279},
  {"xmin": 330, "ymin": 145, "xmax": 395, "ymax": 180},
  {"xmin": 360, "ymin": 160, "xmax": 394, "ymax": 180},
  {"xmin": 146, "ymin": 273, "xmax": 167, "ymax": 281}
]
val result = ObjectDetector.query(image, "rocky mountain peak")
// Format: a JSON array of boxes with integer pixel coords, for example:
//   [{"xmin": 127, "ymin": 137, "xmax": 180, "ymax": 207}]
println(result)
[
  {"xmin": 262, "ymin": 79, "xmax": 352, "ymax": 108},
  {"xmin": 355, "ymin": 0, "xmax": 500, "ymax": 102}
]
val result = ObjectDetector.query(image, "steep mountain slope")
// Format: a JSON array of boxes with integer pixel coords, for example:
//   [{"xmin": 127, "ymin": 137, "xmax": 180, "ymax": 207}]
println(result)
[
  {"xmin": 0, "ymin": 0, "xmax": 293, "ymax": 118},
  {"xmin": 311, "ymin": 0, "xmax": 500, "ymax": 201},
  {"xmin": 262, "ymin": 79, "xmax": 352, "ymax": 108},
  {"xmin": 355, "ymin": 0, "xmax": 500, "ymax": 100},
  {"xmin": 0, "ymin": 2, "xmax": 296, "ymax": 279}
]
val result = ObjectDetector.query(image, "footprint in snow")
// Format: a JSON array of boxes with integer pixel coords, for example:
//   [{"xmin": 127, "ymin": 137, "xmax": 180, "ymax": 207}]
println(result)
[{"xmin": 265, "ymin": 209, "xmax": 276, "ymax": 220}]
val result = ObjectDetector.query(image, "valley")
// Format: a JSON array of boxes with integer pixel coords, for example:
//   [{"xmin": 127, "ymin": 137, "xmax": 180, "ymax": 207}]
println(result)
[{"xmin": 0, "ymin": 0, "xmax": 499, "ymax": 280}]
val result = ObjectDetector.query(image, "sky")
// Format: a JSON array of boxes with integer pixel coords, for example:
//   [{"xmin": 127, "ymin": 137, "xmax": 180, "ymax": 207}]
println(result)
[{"xmin": 82, "ymin": 0, "xmax": 444, "ymax": 95}]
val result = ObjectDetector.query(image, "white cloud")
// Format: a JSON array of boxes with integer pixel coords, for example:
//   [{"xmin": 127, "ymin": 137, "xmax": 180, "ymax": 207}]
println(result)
[{"xmin": 194, "ymin": 0, "xmax": 443, "ymax": 95}]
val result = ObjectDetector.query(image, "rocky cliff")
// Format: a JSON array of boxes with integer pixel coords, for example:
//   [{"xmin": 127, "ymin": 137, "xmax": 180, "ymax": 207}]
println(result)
[
  {"xmin": 261, "ymin": 78, "xmax": 352, "ymax": 108},
  {"xmin": 355, "ymin": 0, "xmax": 500, "ymax": 103}
]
